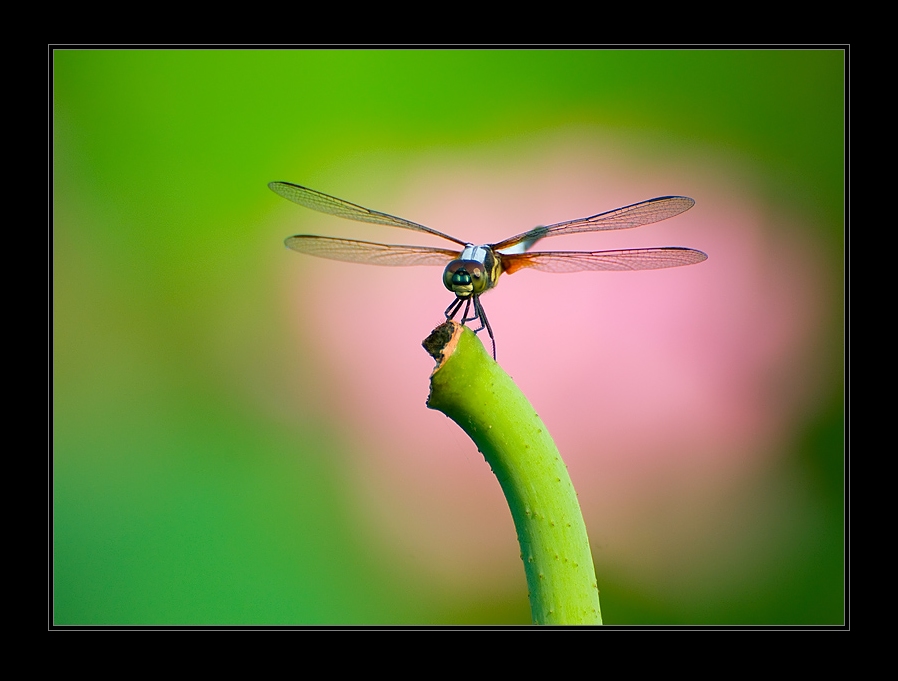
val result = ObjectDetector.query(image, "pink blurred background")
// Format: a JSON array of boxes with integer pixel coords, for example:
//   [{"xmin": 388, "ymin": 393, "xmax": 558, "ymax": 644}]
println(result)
[{"xmin": 270, "ymin": 134, "xmax": 836, "ymax": 600}]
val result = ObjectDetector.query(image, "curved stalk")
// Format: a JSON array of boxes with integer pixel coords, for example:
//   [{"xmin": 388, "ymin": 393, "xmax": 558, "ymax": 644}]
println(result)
[{"xmin": 423, "ymin": 322, "xmax": 602, "ymax": 625}]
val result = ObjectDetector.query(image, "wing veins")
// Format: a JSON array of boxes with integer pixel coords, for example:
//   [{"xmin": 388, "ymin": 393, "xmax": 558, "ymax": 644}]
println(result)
[
  {"xmin": 502, "ymin": 247, "xmax": 708, "ymax": 274},
  {"xmin": 492, "ymin": 196, "xmax": 695, "ymax": 251},
  {"xmin": 285, "ymin": 235, "xmax": 460, "ymax": 267},
  {"xmin": 270, "ymin": 182, "xmax": 467, "ymax": 246}
]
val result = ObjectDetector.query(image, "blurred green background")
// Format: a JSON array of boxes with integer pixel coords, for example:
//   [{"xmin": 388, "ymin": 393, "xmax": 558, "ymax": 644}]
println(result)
[{"xmin": 53, "ymin": 50, "xmax": 844, "ymax": 625}]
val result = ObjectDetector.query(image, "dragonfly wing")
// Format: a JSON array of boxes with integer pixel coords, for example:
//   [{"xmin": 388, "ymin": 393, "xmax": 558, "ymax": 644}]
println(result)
[
  {"xmin": 492, "ymin": 196, "xmax": 695, "ymax": 250},
  {"xmin": 501, "ymin": 247, "xmax": 708, "ymax": 274},
  {"xmin": 271, "ymin": 182, "xmax": 467, "ymax": 247},
  {"xmin": 285, "ymin": 235, "xmax": 460, "ymax": 267}
]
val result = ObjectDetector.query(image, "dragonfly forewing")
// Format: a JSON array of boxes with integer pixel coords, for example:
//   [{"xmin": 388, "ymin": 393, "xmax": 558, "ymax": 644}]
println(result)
[
  {"xmin": 492, "ymin": 196, "xmax": 695, "ymax": 251},
  {"xmin": 270, "ymin": 182, "xmax": 467, "ymax": 246}
]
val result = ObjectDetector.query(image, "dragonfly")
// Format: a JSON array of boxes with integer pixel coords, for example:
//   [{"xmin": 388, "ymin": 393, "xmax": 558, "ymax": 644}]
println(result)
[{"xmin": 272, "ymin": 181, "xmax": 707, "ymax": 359}]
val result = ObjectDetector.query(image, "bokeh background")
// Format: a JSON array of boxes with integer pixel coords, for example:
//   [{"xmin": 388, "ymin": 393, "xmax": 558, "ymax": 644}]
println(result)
[{"xmin": 53, "ymin": 50, "xmax": 844, "ymax": 625}]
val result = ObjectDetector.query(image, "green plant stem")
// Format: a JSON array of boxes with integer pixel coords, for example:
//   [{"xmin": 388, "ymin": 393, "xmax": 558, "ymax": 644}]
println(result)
[{"xmin": 423, "ymin": 322, "xmax": 601, "ymax": 625}]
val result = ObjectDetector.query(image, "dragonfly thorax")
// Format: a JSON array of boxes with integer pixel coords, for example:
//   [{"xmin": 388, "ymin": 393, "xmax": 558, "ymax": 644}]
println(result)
[{"xmin": 443, "ymin": 245, "xmax": 500, "ymax": 298}]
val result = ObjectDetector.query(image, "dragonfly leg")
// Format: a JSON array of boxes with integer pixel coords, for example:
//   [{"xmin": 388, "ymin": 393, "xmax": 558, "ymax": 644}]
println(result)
[
  {"xmin": 467, "ymin": 297, "xmax": 485, "ymax": 333},
  {"xmin": 444, "ymin": 295, "xmax": 495, "ymax": 359},
  {"xmin": 444, "ymin": 297, "xmax": 465, "ymax": 320},
  {"xmin": 472, "ymin": 296, "xmax": 496, "ymax": 360},
  {"xmin": 460, "ymin": 298, "xmax": 473, "ymax": 325}
]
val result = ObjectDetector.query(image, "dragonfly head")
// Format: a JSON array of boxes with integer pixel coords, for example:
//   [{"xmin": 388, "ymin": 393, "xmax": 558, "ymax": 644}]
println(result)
[
  {"xmin": 444, "ymin": 259, "xmax": 489, "ymax": 297},
  {"xmin": 444, "ymin": 245, "xmax": 500, "ymax": 297}
]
